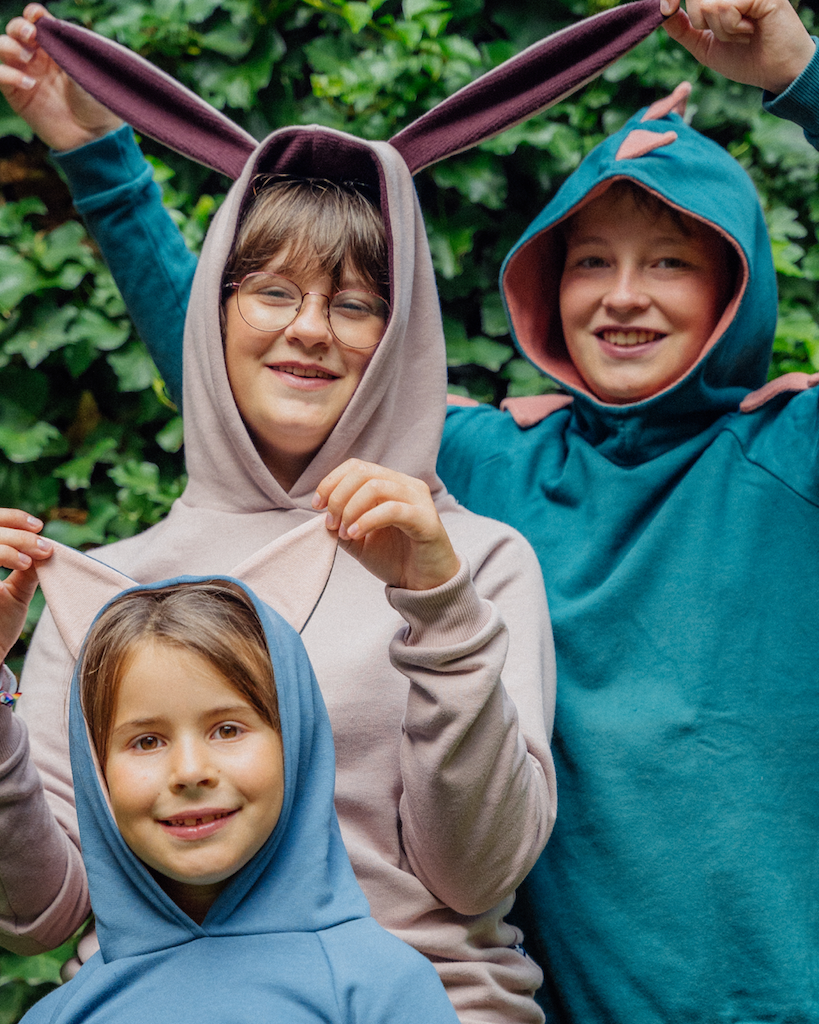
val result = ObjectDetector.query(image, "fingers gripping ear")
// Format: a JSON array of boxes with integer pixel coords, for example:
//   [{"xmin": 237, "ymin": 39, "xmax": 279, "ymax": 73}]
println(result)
[{"xmin": 35, "ymin": 16, "xmax": 255, "ymax": 179}]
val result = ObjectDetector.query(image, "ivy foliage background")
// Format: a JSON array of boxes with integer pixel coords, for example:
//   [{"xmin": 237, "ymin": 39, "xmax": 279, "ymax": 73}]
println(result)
[{"xmin": 0, "ymin": 0, "xmax": 816, "ymax": 1015}]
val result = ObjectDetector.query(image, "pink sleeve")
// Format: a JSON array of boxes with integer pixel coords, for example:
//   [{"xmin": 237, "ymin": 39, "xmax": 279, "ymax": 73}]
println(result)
[
  {"xmin": 0, "ymin": 613, "xmax": 91, "ymax": 952},
  {"xmin": 387, "ymin": 527, "xmax": 557, "ymax": 917}
]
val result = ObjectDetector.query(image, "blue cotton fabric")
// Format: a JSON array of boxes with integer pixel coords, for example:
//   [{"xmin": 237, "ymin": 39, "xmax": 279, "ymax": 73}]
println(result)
[{"xmin": 22, "ymin": 577, "xmax": 458, "ymax": 1024}]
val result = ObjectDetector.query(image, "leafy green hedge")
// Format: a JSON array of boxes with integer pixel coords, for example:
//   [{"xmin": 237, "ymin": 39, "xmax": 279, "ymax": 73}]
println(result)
[{"xmin": 0, "ymin": 0, "xmax": 816, "ymax": 1015}]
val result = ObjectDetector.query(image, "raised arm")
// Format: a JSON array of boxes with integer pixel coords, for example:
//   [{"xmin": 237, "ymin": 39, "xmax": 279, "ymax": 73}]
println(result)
[
  {"xmin": 314, "ymin": 462, "xmax": 557, "ymax": 916},
  {"xmin": 0, "ymin": 4, "xmax": 192, "ymax": 407},
  {"xmin": 388, "ymin": 515, "xmax": 556, "ymax": 915}
]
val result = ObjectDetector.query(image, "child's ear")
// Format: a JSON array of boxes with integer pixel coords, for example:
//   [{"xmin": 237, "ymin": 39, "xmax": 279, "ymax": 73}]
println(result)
[
  {"xmin": 35, "ymin": 545, "xmax": 136, "ymax": 660},
  {"xmin": 229, "ymin": 518, "xmax": 338, "ymax": 634}
]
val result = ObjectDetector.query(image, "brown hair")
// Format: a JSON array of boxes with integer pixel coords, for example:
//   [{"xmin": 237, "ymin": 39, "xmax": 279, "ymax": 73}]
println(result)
[
  {"xmin": 223, "ymin": 177, "xmax": 389, "ymax": 296},
  {"xmin": 80, "ymin": 581, "xmax": 280, "ymax": 768},
  {"xmin": 559, "ymin": 178, "xmax": 740, "ymax": 295}
]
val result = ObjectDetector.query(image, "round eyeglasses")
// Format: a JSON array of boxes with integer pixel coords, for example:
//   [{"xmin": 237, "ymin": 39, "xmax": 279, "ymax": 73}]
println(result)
[{"xmin": 228, "ymin": 272, "xmax": 390, "ymax": 350}]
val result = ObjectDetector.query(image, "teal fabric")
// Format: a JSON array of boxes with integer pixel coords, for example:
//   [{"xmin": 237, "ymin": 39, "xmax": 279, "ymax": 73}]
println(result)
[
  {"xmin": 22, "ymin": 576, "xmax": 458, "ymax": 1024},
  {"xmin": 438, "ymin": 54, "xmax": 819, "ymax": 1024},
  {"xmin": 56, "ymin": 126, "xmax": 194, "ymax": 408}
]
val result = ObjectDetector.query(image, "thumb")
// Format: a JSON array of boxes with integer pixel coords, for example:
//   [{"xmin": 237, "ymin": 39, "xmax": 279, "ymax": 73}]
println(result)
[
  {"xmin": 1, "ymin": 563, "xmax": 39, "ymax": 607},
  {"xmin": 662, "ymin": 6, "xmax": 696, "ymax": 43}
]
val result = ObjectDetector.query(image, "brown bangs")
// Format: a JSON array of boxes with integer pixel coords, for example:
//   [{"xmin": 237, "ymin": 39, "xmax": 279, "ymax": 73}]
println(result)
[{"xmin": 224, "ymin": 177, "xmax": 388, "ymax": 296}]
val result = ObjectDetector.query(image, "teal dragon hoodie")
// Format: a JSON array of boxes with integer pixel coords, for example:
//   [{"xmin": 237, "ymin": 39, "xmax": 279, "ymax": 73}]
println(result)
[{"xmin": 439, "ymin": 75, "xmax": 819, "ymax": 1023}]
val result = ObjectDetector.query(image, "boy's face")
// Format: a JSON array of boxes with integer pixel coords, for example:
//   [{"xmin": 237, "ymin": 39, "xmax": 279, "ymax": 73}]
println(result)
[
  {"xmin": 559, "ymin": 187, "xmax": 734, "ymax": 405},
  {"xmin": 105, "ymin": 640, "xmax": 284, "ymax": 900}
]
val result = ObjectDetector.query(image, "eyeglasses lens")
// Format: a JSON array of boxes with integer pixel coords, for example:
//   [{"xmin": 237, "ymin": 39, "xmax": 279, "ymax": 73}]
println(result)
[{"xmin": 236, "ymin": 273, "xmax": 389, "ymax": 349}]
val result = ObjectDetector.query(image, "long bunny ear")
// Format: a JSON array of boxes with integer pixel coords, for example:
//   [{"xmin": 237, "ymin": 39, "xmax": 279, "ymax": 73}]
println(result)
[
  {"xmin": 37, "ymin": 2, "xmax": 663, "ymax": 180},
  {"xmin": 35, "ymin": 518, "xmax": 337, "ymax": 657},
  {"xmin": 391, "ymin": 0, "xmax": 664, "ymax": 174},
  {"xmin": 35, "ymin": 16, "xmax": 256, "ymax": 179}
]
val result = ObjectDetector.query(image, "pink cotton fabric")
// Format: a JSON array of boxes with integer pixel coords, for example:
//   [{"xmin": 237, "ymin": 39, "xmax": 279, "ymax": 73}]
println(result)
[{"xmin": 9, "ymin": 124, "xmax": 557, "ymax": 1023}]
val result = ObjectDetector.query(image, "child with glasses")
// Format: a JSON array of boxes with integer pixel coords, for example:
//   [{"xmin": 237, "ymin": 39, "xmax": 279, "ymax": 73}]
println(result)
[{"xmin": 0, "ymin": 8, "xmax": 557, "ymax": 1023}]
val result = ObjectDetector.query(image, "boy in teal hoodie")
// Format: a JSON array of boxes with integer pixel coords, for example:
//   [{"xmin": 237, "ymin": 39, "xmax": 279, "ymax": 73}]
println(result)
[{"xmin": 1, "ymin": 1, "xmax": 818, "ymax": 1021}]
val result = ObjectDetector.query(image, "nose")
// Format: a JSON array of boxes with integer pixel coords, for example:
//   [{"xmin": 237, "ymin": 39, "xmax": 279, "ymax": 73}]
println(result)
[
  {"xmin": 603, "ymin": 265, "xmax": 650, "ymax": 315},
  {"xmin": 284, "ymin": 293, "xmax": 334, "ymax": 348},
  {"xmin": 168, "ymin": 736, "xmax": 218, "ymax": 793}
]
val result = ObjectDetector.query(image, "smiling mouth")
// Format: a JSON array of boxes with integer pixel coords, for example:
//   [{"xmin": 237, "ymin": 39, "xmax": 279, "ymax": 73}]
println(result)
[
  {"xmin": 162, "ymin": 811, "xmax": 235, "ymax": 827},
  {"xmin": 597, "ymin": 329, "xmax": 665, "ymax": 347},
  {"xmin": 271, "ymin": 363, "xmax": 339, "ymax": 380}
]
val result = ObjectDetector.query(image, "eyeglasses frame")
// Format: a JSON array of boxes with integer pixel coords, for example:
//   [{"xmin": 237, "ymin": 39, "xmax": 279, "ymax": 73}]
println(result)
[{"xmin": 225, "ymin": 271, "xmax": 389, "ymax": 351}]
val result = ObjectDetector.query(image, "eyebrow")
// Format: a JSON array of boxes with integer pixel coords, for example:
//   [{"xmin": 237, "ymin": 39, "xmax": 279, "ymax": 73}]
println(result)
[
  {"xmin": 111, "ymin": 706, "xmax": 257, "ymax": 736},
  {"xmin": 567, "ymin": 233, "xmax": 692, "ymax": 247}
]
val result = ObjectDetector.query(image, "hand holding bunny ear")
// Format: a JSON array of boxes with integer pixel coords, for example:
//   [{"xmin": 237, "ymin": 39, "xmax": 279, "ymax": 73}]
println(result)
[
  {"xmin": 0, "ymin": 508, "xmax": 52, "ymax": 665},
  {"xmin": 314, "ymin": 460, "xmax": 461, "ymax": 591},
  {"xmin": 0, "ymin": 3, "xmax": 122, "ymax": 151},
  {"xmin": 663, "ymin": 0, "xmax": 815, "ymax": 95}
]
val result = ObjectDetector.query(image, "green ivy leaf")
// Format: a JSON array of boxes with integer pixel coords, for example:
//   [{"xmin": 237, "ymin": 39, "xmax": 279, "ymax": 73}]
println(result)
[
  {"xmin": 107, "ymin": 343, "xmax": 159, "ymax": 392},
  {"xmin": 156, "ymin": 416, "xmax": 185, "ymax": 453},
  {"xmin": 68, "ymin": 308, "xmax": 131, "ymax": 353},
  {"xmin": 36, "ymin": 221, "xmax": 93, "ymax": 274},
  {"xmin": 0, "ymin": 248, "xmax": 42, "ymax": 316},
  {"xmin": 54, "ymin": 437, "xmax": 120, "ymax": 491},
  {"xmin": 0, "ymin": 420, "xmax": 65, "ymax": 463},
  {"xmin": 4, "ymin": 306, "xmax": 78, "ymax": 368},
  {"xmin": 0, "ymin": 199, "xmax": 47, "ymax": 237},
  {"xmin": 502, "ymin": 358, "xmax": 558, "ymax": 397},
  {"xmin": 340, "ymin": 2, "xmax": 373, "ymax": 32}
]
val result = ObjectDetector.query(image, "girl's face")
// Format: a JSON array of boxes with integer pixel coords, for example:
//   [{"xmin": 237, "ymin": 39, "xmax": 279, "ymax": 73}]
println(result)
[
  {"xmin": 105, "ymin": 640, "xmax": 284, "ymax": 911},
  {"xmin": 224, "ymin": 255, "xmax": 379, "ymax": 490}
]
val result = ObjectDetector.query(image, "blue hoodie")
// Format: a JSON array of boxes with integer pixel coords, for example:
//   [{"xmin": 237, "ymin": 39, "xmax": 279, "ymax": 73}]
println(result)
[{"xmin": 21, "ymin": 576, "xmax": 459, "ymax": 1024}]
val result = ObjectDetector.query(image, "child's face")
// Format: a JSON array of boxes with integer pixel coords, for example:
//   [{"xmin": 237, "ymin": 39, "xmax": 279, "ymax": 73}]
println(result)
[
  {"xmin": 224, "ymin": 256, "xmax": 378, "ymax": 487},
  {"xmin": 559, "ymin": 188, "xmax": 734, "ymax": 405},
  {"xmin": 105, "ymin": 640, "xmax": 284, "ymax": 895}
]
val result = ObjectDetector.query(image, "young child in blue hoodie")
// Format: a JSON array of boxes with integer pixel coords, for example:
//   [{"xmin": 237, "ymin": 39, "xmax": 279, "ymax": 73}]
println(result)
[
  {"xmin": 1, "ymin": 542, "xmax": 460, "ymax": 1024},
  {"xmin": 2, "ymin": 1, "xmax": 819, "ymax": 1021}
]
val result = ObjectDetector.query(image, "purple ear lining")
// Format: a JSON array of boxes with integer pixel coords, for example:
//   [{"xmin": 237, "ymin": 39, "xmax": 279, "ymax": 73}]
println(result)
[
  {"xmin": 391, "ymin": 0, "xmax": 664, "ymax": 174},
  {"xmin": 36, "ymin": 17, "xmax": 256, "ymax": 179},
  {"xmin": 36, "ymin": 1, "xmax": 663, "ymax": 181}
]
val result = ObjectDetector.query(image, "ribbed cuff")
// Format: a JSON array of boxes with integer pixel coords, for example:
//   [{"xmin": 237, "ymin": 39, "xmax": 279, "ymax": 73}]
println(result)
[
  {"xmin": 52, "ymin": 124, "xmax": 156, "ymax": 213},
  {"xmin": 387, "ymin": 557, "xmax": 491, "ymax": 648},
  {"xmin": 763, "ymin": 37, "xmax": 819, "ymax": 144}
]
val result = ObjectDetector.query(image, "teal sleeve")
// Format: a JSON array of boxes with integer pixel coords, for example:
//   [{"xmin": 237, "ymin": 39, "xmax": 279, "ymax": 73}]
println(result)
[
  {"xmin": 52, "ymin": 126, "xmax": 193, "ymax": 408},
  {"xmin": 763, "ymin": 36, "xmax": 819, "ymax": 149}
]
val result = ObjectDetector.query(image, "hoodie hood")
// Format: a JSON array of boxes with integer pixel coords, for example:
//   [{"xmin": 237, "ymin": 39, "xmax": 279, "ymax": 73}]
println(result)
[
  {"xmin": 500, "ymin": 83, "xmax": 778, "ymax": 460},
  {"xmin": 69, "ymin": 574, "xmax": 367, "ymax": 963},
  {"xmin": 181, "ymin": 128, "xmax": 452, "ymax": 513}
]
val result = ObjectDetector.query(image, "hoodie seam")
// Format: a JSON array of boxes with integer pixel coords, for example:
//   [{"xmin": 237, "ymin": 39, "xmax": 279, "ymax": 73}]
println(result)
[
  {"xmin": 318, "ymin": 931, "xmax": 348, "ymax": 1024},
  {"xmin": 724, "ymin": 420, "xmax": 819, "ymax": 511}
]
